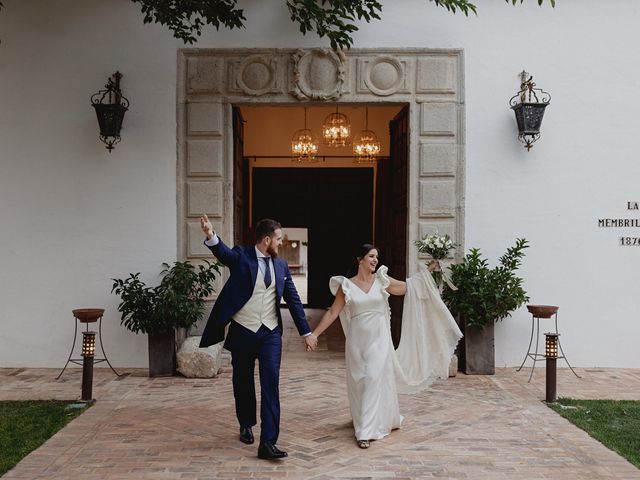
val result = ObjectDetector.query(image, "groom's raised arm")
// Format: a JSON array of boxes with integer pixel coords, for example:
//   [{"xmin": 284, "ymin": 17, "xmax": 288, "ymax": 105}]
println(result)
[{"xmin": 201, "ymin": 214, "xmax": 240, "ymax": 267}]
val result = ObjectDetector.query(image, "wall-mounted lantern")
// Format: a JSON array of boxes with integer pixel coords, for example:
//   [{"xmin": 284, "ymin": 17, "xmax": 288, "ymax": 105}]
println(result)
[
  {"xmin": 91, "ymin": 72, "xmax": 129, "ymax": 152},
  {"xmin": 509, "ymin": 70, "xmax": 550, "ymax": 151}
]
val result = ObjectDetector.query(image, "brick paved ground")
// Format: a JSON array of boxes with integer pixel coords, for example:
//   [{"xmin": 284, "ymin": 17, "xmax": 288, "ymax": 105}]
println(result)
[{"xmin": 1, "ymin": 311, "xmax": 639, "ymax": 479}]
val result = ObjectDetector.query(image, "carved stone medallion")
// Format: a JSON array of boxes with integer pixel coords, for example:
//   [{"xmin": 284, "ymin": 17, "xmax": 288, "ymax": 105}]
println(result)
[
  {"xmin": 236, "ymin": 55, "xmax": 278, "ymax": 96},
  {"xmin": 363, "ymin": 56, "xmax": 404, "ymax": 96},
  {"xmin": 291, "ymin": 48, "xmax": 346, "ymax": 101}
]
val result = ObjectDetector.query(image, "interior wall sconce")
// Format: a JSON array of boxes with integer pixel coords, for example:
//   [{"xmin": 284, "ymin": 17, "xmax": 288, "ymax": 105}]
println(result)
[
  {"xmin": 91, "ymin": 71, "xmax": 129, "ymax": 152},
  {"xmin": 509, "ymin": 70, "xmax": 550, "ymax": 151}
]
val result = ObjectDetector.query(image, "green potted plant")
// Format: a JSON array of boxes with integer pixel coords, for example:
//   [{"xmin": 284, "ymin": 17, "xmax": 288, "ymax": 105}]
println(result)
[
  {"xmin": 442, "ymin": 238, "xmax": 529, "ymax": 375},
  {"xmin": 111, "ymin": 261, "xmax": 220, "ymax": 377}
]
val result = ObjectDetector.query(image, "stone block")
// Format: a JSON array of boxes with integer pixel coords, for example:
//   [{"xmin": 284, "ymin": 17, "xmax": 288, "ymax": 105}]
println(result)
[
  {"xmin": 187, "ymin": 139, "xmax": 223, "ymax": 177},
  {"xmin": 187, "ymin": 180, "xmax": 223, "ymax": 218},
  {"xmin": 176, "ymin": 336, "xmax": 223, "ymax": 378},
  {"xmin": 420, "ymin": 102, "xmax": 457, "ymax": 137},
  {"xmin": 416, "ymin": 56, "xmax": 457, "ymax": 94},
  {"xmin": 419, "ymin": 179, "xmax": 456, "ymax": 217},
  {"xmin": 187, "ymin": 103, "xmax": 223, "ymax": 135},
  {"xmin": 420, "ymin": 142, "xmax": 457, "ymax": 177},
  {"xmin": 187, "ymin": 57, "xmax": 223, "ymax": 93}
]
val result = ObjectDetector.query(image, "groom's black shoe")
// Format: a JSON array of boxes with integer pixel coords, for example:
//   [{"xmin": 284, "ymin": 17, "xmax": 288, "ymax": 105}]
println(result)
[
  {"xmin": 257, "ymin": 442, "xmax": 288, "ymax": 460},
  {"xmin": 239, "ymin": 426, "xmax": 254, "ymax": 445}
]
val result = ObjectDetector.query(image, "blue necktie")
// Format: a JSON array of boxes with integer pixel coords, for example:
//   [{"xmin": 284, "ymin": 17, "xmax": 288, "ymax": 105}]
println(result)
[{"xmin": 262, "ymin": 257, "xmax": 272, "ymax": 288}]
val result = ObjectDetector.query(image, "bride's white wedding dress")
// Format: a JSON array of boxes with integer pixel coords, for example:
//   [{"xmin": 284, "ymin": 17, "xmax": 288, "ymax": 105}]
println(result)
[{"xmin": 329, "ymin": 265, "xmax": 462, "ymax": 441}]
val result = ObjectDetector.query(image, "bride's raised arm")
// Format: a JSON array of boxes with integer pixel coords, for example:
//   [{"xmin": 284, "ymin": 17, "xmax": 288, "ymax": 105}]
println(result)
[
  {"xmin": 385, "ymin": 276, "xmax": 406, "ymax": 296},
  {"xmin": 386, "ymin": 260, "xmax": 438, "ymax": 296}
]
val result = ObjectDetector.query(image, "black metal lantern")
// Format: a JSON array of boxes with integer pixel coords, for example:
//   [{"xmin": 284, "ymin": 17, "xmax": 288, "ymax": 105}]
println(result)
[
  {"xmin": 91, "ymin": 72, "xmax": 129, "ymax": 152},
  {"xmin": 509, "ymin": 71, "xmax": 550, "ymax": 151},
  {"xmin": 545, "ymin": 332, "xmax": 559, "ymax": 359},
  {"xmin": 81, "ymin": 331, "xmax": 97, "ymax": 401},
  {"xmin": 544, "ymin": 332, "xmax": 560, "ymax": 403}
]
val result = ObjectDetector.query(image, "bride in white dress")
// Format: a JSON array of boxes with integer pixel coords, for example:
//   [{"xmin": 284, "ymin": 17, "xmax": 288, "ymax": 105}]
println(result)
[{"xmin": 311, "ymin": 244, "xmax": 462, "ymax": 449}]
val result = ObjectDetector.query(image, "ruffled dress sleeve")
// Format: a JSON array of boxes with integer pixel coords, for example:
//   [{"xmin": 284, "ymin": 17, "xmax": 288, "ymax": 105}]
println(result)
[
  {"xmin": 329, "ymin": 276, "xmax": 352, "ymax": 305},
  {"xmin": 375, "ymin": 265, "xmax": 391, "ymax": 301}
]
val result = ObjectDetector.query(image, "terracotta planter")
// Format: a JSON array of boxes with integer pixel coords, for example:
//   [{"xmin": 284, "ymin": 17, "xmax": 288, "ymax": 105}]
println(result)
[
  {"xmin": 459, "ymin": 320, "xmax": 495, "ymax": 375},
  {"xmin": 147, "ymin": 331, "xmax": 176, "ymax": 377}
]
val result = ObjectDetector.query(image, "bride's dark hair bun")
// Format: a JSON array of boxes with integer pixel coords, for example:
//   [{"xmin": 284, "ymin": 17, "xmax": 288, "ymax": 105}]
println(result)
[{"xmin": 346, "ymin": 243, "xmax": 379, "ymax": 277}]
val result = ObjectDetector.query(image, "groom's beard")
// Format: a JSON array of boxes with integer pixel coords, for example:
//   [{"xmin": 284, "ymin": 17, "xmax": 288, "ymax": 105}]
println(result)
[{"xmin": 267, "ymin": 245, "xmax": 278, "ymax": 258}]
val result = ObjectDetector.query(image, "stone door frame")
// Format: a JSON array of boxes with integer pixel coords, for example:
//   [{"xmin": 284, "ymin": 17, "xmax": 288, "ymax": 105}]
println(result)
[{"xmin": 177, "ymin": 48, "xmax": 466, "ymax": 276}]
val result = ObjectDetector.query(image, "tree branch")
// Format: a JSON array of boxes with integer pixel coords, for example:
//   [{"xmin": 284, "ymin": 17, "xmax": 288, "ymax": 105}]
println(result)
[
  {"xmin": 127, "ymin": 0, "xmax": 554, "ymax": 50},
  {"xmin": 131, "ymin": 0, "xmax": 246, "ymax": 44}
]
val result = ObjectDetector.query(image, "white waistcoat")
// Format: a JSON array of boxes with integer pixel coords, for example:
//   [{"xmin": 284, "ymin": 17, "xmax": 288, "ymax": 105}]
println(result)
[{"xmin": 232, "ymin": 268, "xmax": 278, "ymax": 332}]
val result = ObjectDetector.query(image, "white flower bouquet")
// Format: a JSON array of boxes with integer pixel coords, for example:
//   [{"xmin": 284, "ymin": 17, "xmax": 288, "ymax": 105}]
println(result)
[
  {"xmin": 415, "ymin": 232, "xmax": 455, "ymax": 260},
  {"xmin": 414, "ymin": 232, "xmax": 457, "ymax": 291}
]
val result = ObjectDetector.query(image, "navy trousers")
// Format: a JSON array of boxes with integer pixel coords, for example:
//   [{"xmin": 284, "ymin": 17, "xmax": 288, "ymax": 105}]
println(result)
[{"xmin": 227, "ymin": 321, "xmax": 282, "ymax": 444}]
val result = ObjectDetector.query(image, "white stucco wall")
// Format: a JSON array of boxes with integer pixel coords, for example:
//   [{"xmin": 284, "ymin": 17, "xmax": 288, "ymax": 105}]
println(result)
[{"xmin": 1, "ymin": 0, "xmax": 638, "ymax": 368}]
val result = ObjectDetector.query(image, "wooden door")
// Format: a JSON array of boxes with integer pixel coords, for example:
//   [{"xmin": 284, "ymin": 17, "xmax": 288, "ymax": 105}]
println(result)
[
  {"xmin": 232, "ymin": 107, "xmax": 250, "ymax": 245},
  {"xmin": 377, "ymin": 104, "xmax": 409, "ymax": 347}
]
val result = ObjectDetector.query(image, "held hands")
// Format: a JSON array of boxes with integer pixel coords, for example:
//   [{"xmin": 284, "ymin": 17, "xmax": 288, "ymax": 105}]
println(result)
[
  {"xmin": 304, "ymin": 334, "xmax": 318, "ymax": 352},
  {"xmin": 427, "ymin": 259, "xmax": 440, "ymax": 273},
  {"xmin": 200, "ymin": 214, "xmax": 214, "ymax": 240}
]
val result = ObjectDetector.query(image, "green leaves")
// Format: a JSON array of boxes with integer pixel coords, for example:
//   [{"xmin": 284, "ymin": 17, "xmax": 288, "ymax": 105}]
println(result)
[
  {"xmin": 111, "ymin": 260, "xmax": 221, "ymax": 335},
  {"xmin": 431, "ymin": 0, "xmax": 477, "ymax": 16},
  {"xmin": 287, "ymin": 0, "xmax": 382, "ymax": 50},
  {"xmin": 0, "ymin": 1, "xmax": 555, "ymax": 50},
  {"xmin": 442, "ymin": 239, "xmax": 530, "ymax": 329},
  {"xmin": 129, "ymin": 0, "xmax": 553, "ymax": 51},
  {"xmin": 508, "ymin": 0, "xmax": 556, "ymax": 7},
  {"xmin": 131, "ymin": 0, "xmax": 246, "ymax": 44}
]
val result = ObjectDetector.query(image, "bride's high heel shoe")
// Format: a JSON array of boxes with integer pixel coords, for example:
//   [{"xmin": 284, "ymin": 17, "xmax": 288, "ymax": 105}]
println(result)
[{"xmin": 357, "ymin": 440, "xmax": 370, "ymax": 449}]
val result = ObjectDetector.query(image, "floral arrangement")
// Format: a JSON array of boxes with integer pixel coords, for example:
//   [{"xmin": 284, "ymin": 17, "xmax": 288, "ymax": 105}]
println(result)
[
  {"xmin": 415, "ymin": 232, "xmax": 456, "ymax": 291},
  {"xmin": 415, "ymin": 232, "xmax": 455, "ymax": 260}
]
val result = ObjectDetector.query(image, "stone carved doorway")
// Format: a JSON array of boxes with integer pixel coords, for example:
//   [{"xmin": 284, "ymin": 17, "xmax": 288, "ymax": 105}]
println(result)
[{"xmin": 177, "ymin": 48, "xmax": 465, "ymax": 309}]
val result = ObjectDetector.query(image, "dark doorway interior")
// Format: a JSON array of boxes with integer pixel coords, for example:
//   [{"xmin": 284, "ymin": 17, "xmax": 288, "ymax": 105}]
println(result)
[{"xmin": 252, "ymin": 168, "xmax": 373, "ymax": 307}]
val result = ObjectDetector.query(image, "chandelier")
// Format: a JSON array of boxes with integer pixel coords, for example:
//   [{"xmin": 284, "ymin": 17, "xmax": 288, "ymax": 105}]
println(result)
[
  {"xmin": 291, "ymin": 107, "xmax": 319, "ymax": 162},
  {"xmin": 353, "ymin": 107, "xmax": 381, "ymax": 163},
  {"xmin": 322, "ymin": 106, "xmax": 351, "ymax": 147}
]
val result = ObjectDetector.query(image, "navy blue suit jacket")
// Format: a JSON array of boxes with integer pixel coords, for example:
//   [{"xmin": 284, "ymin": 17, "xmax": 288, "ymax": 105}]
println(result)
[{"xmin": 199, "ymin": 238, "xmax": 311, "ymax": 348}]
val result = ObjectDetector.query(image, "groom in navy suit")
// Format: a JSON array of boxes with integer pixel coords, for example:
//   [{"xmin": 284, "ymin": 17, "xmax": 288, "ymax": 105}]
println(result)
[{"xmin": 199, "ymin": 215, "xmax": 317, "ymax": 460}]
